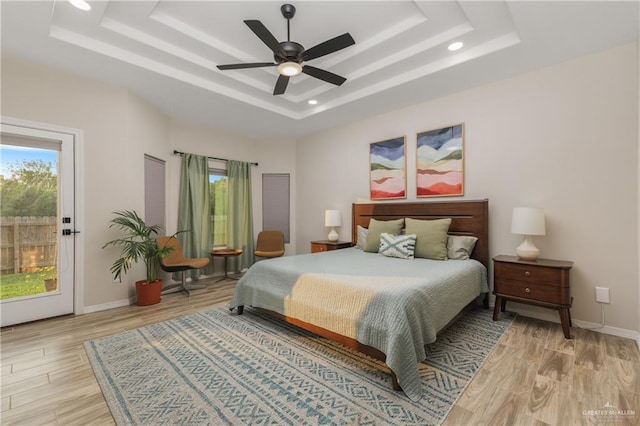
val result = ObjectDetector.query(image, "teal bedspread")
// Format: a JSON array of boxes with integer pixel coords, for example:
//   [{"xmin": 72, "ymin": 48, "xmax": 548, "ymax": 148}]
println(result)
[{"xmin": 230, "ymin": 247, "xmax": 488, "ymax": 401}]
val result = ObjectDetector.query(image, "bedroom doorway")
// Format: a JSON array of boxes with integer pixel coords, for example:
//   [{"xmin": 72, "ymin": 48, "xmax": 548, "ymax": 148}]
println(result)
[{"xmin": 0, "ymin": 122, "xmax": 77, "ymax": 327}]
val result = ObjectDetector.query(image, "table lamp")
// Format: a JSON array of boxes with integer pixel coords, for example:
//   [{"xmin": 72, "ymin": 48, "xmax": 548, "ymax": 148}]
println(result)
[
  {"xmin": 511, "ymin": 207, "xmax": 546, "ymax": 260},
  {"xmin": 324, "ymin": 210, "xmax": 341, "ymax": 241}
]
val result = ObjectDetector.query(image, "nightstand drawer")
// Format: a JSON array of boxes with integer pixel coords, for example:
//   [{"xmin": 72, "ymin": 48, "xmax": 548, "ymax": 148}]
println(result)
[
  {"xmin": 310, "ymin": 241, "xmax": 352, "ymax": 253},
  {"xmin": 495, "ymin": 262, "xmax": 565, "ymax": 285},
  {"xmin": 495, "ymin": 279, "xmax": 569, "ymax": 305},
  {"xmin": 312, "ymin": 244, "xmax": 328, "ymax": 253}
]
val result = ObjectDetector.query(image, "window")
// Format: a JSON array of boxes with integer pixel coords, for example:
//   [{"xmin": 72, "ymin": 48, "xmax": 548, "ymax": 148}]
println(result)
[{"xmin": 209, "ymin": 168, "xmax": 227, "ymax": 247}]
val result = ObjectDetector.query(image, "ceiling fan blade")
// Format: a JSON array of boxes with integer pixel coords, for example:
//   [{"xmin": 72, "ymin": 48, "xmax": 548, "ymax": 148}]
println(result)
[
  {"xmin": 217, "ymin": 62, "xmax": 277, "ymax": 70},
  {"xmin": 302, "ymin": 33, "xmax": 355, "ymax": 61},
  {"xmin": 273, "ymin": 75, "xmax": 290, "ymax": 95},
  {"xmin": 302, "ymin": 65, "xmax": 347, "ymax": 86},
  {"xmin": 244, "ymin": 20, "xmax": 283, "ymax": 55}
]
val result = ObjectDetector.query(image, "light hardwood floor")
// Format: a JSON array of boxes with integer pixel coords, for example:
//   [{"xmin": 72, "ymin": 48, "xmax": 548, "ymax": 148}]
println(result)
[
  {"xmin": 2, "ymin": 281, "xmax": 639, "ymax": 425},
  {"xmin": 444, "ymin": 315, "xmax": 640, "ymax": 426},
  {"xmin": 1, "ymin": 279, "xmax": 237, "ymax": 425}
]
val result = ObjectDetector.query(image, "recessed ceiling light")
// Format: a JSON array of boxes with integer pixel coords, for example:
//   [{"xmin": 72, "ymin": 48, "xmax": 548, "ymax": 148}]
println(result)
[
  {"xmin": 308, "ymin": 100, "xmax": 318, "ymax": 105},
  {"xmin": 448, "ymin": 42, "xmax": 463, "ymax": 51},
  {"xmin": 69, "ymin": 0, "xmax": 91, "ymax": 11}
]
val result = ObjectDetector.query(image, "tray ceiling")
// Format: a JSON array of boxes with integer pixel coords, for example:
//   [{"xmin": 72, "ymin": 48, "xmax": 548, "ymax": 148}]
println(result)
[{"xmin": 1, "ymin": 1, "xmax": 638, "ymax": 138}]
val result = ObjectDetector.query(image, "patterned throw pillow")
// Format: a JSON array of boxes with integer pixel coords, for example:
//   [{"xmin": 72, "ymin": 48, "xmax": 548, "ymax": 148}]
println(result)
[{"xmin": 378, "ymin": 233, "xmax": 417, "ymax": 259}]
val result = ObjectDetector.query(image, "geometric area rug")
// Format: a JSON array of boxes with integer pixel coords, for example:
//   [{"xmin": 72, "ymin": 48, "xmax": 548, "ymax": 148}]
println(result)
[{"xmin": 84, "ymin": 306, "xmax": 515, "ymax": 426}]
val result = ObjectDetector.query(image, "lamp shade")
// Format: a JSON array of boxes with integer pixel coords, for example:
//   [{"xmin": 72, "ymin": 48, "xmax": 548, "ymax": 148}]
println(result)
[
  {"xmin": 511, "ymin": 207, "xmax": 546, "ymax": 236},
  {"xmin": 324, "ymin": 210, "xmax": 342, "ymax": 227}
]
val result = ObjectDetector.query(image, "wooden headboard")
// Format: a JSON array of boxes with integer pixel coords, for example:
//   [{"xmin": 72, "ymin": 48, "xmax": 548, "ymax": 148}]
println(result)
[{"xmin": 352, "ymin": 199, "xmax": 489, "ymax": 269}]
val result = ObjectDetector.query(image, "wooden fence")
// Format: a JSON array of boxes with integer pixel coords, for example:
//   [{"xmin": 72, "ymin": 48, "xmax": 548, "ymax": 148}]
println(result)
[{"xmin": 0, "ymin": 217, "xmax": 57, "ymax": 275}]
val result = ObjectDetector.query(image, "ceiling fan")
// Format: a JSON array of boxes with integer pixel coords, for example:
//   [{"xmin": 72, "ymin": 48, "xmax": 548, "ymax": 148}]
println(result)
[{"xmin": 217, "ymin": 4, "xmax": 355, "ymax": 96}]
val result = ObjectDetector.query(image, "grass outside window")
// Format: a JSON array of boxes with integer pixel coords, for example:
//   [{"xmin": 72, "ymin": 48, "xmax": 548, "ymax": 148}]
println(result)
[{"xmin": 0, "ymin": 270, "xmax": 57, "ymax": 299}]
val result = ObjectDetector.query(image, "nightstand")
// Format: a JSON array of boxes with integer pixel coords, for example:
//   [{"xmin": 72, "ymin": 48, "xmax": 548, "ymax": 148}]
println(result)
[
  {"xmin": 310, "ymin": 240, "xmax": 353, "ymax": 253},
  {"xmin": 493, "ymin": 255, "xmax": 574, "ymax": 338}
]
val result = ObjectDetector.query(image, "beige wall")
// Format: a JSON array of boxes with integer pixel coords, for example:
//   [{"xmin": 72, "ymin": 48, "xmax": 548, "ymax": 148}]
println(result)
[
  {"xmin": 296, "ymin": 42, "xmax": 639, "ymax": 332},
  {"xmin": 2, "ymin": 55, "xmax": 135, "ymax": 307},
  {"xmin": 1, "ymin": 55, "xmax": 296, "ymax": 309},
  {"xmin": 2, "ymin": 41, "xmax": 638, "ymax": 333}
]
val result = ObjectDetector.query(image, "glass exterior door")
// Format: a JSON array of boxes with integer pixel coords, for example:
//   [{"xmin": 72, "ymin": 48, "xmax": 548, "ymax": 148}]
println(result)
[{"xmin": 0, "ymin": 123, "xmax": 75, "ymax": 326}]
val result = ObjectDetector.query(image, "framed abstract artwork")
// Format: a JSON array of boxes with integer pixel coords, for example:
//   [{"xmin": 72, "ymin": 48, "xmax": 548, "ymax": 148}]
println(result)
[
  {"xmin": 369, "ymin": 136, "xmax": 406, "ymax": 200},
  {"xmin": 416, "ymin": 123, "xmax": 464, "ymax": 197}
]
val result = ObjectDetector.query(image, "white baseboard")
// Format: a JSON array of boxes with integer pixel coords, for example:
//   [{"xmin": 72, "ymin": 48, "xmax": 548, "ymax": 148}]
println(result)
[
  {"xmin": 496, "ymin": 303, "xmax": 640, "ymax": 343},
  {"xmin": 571, "ymin": 319, "xmax": 640, "ymax": 341},
  {"xmin": 83, "ymin": 297, "xmax": 135, "ymax": 314},
  {"xmin": 81, "ymin": 275, "xmax": 226, "ymax": 314}
]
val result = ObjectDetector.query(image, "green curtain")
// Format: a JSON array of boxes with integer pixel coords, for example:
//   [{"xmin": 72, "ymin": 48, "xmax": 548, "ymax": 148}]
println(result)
[
  {"xmin": 227, "ymin": 160, "xmax": 254, "ymax": 271},
  {"xmin": 177, "ymin": 153, "xmax": 214, "ymax": 278}
]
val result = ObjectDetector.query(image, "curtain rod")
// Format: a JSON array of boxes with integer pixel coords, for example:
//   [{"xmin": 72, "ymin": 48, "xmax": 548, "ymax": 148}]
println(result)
[{"xmin": 172, "ymin": 150, "xmax": 258, "ymax": 166}]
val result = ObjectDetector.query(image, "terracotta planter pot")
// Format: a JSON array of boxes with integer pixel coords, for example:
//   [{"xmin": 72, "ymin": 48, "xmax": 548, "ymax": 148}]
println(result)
[
  {"xmin": 44, "ymin": 278, "xmax": 58, "ymax": 292},
  {"xmin": 135, "ymin": 279, "xmax": 162, "ymax": 306}
]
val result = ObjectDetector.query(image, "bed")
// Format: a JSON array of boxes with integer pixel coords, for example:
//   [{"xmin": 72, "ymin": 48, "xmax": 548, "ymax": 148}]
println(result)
[{"xmin": 230, "ymin": 199, "xmax": 489, "ymax": 401}]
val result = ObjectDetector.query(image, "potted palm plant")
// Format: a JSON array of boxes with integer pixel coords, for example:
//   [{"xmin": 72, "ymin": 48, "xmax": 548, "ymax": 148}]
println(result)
[{"xmin": 103, "ymin": 210, "xmax": 180, "ymax": 306}]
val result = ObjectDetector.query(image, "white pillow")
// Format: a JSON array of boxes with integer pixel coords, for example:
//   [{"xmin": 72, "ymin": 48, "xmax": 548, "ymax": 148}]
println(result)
[
  {"xmin": 356, "ymin": 225, "xmax": 368, "ymax": 250},
  {"xmin": 447, "ymin": 235, "xmax": 478, "ymax": 260},
  {"xmin": 379, "ymin": 233, "xmax": 417, "ymax": 259}
]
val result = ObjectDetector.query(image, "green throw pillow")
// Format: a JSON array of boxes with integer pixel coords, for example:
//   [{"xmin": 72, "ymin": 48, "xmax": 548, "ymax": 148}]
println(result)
[
  {"xmin": 405, "ymin": 217, "xmax": 452, "ymax": 260},
  {"xmin": 363, "ymin": 218, "xmax": 404, "ymax": 253}
]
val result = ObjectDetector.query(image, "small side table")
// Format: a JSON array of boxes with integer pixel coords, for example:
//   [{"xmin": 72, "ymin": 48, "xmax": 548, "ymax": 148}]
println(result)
[
  {"xmin": 210, "ymin": 249, "xmax": 243, "ymax": 281},
  {"xmin": 310, "ymin": 240, "xmax": 353, "ymax": 253},
  {"xmin": 493, "ymin": 255, "xmax": 573, "ymax": 338}
]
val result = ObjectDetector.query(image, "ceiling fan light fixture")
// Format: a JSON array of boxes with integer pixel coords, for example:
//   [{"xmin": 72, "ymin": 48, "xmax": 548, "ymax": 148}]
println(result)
[
  {"xmin": 218, "ymin": 5, "xmax": 354, "ymax": 95},
  {"xmin": 277, "ymin": 62, "xmax": 302, "ymax": 77},
  {"xmin": 69, "ymin": 0, "xmax": 91, "ymax": 11}
]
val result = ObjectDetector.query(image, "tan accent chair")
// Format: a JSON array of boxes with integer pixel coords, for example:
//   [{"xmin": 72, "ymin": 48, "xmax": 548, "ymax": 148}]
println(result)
[
  {"xmin": 254, "ymin": 231, "xmax": 285, "ymax": 259},
  {"xmin": 156, "ymin": 236, "xmax": 210, "ymax": 296}
]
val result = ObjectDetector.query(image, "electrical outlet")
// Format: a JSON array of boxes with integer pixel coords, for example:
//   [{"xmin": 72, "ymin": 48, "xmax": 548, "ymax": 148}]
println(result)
[{"xmin": 595, "ymin": 286, "xmax": 610, "ymax": 304}]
